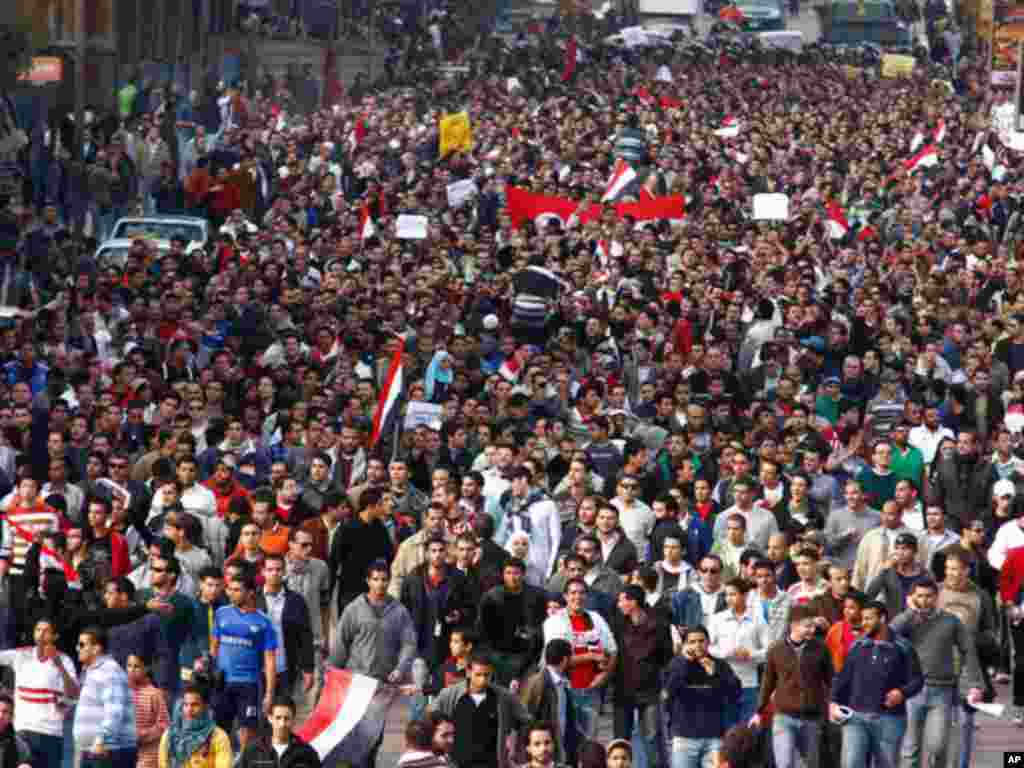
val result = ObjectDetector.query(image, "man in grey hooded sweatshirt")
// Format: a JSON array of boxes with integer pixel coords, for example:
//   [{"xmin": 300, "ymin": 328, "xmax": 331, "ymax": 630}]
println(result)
[{"xmin": 330, "ymin": 558, "xmax": 418, "ymax": 767}]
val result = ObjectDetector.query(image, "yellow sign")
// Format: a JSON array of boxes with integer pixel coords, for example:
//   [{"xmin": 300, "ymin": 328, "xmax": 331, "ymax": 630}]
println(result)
[
  {"xmin": 439, "ymin": 112, "xmax": 473, "ymax": 158},
  {"xmin": 881, "ymin": 54, "xmax": 915, "ymax": 78}
]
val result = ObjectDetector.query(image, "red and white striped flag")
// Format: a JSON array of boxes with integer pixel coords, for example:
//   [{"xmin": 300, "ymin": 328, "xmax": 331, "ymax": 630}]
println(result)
[
  {"xmin": 602, "ymin": 159, "xmax": 637, "ymax": 202},
  {"xmin": 298, "ymin": 669, "xmax": 399, "ymax": 765},
  {"xmin": 826, "ymin": 200, "xmax": 849, "ymax": 239},
  {"xmin": 904, "ymin": 144, "xmax": 938, "ymax": 173},
  {"xmin": 370, "ymin": 343, "xmax": 404, "ymax": 448}
]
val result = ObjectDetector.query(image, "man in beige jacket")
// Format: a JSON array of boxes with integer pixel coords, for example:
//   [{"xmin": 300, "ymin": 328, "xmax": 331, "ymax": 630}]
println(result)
[
  {"xmin": 852, "ymin": 499, "xmax": 923, "ymax": 589},
  {"xmin": 388, "ymin": 503, "xmax": 455, "ymax": 598}
]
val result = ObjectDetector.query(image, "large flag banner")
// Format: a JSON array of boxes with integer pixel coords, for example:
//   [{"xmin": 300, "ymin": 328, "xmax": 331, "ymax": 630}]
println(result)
[
  {"xmin": 505, "ymin": 187, "xmax": 685, "ymax": 230},
  {"xmin": 439, "ymin": 112, "xmax": 474, "ymax": 157},
  {"xmin": 298, "ymin": 669, "xmax": 399, "ymax": 765}
]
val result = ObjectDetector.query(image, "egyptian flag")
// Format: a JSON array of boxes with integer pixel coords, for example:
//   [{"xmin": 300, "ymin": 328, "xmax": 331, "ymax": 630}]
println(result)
[
  {"xmin": 359, "ymin": 203, "xmax": 376, "ymax": 240},
  {"xmin": 826, "ymin": 201, "xmax": 849, "ymax": 239},
  {"xmin": 298, "ymin": 669, "xmax": 399, "ymax": 765},
  {"xmin": 562, "ymin": 36, "xmax": 577, "ymax": 82},
  {"xmin": 370, "ymin": 343, "xmax": 404, "ymax": 448},
  {"xmin": 904, "ymin": 144, "xmax": 938, "ymax": 173},
  {"xmin": 602, "ymin": 159, "xmax": 637, "ymax": 202}
]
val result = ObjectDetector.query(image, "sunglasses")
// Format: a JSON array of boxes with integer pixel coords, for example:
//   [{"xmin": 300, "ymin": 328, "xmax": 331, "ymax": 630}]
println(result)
[{"xmin": 700, "ymin": 567, "xmax": 722, "ymax": 574}]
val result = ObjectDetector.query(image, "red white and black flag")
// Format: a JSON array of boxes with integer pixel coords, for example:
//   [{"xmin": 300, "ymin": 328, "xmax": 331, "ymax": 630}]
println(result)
[
  {"xmin": 298, "ymin": 668, "xmax": 399, "ymax": 765},
  {"xmin": 370, "ymin": 342, "xmax": 404, "ymax": 448}
]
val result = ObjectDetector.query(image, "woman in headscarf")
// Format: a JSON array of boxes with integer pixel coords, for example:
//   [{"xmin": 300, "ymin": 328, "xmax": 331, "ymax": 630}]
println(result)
[
  {"xmin": 424, "ymin": 350, "xmax": 454, "ymax": 402},
  {"xmin": 158, "ymin": 684, "xmax": 232, "ymax": 768}
]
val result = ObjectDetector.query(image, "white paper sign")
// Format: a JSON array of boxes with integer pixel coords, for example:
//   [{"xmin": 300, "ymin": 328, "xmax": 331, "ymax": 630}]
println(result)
[
  {"xmin": 656, "ymin": 65, "xmax": 673, "ymax": 83},
  {"xmin": 753, "ymin": 193, "xmax": 790, "ymax": 221},
  {"xmin": 446, "ymin": 179, "xmax": 479, "ymax": 209},
  {"xmin": 404, "ymin": 401, "xmax": 445, "ymax": 430},
  {"xmin": 396, "ymin": 215, "xmax": 429, "ymax": 239}
]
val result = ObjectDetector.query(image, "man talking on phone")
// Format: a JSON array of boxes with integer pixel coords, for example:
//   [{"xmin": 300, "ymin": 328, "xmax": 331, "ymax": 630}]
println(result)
[{"xmin": 662, "ymin": 624, "xmax": 741, "ymax": 768}]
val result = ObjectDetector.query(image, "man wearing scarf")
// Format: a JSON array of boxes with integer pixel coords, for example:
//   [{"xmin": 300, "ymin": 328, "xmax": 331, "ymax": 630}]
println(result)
[
  {"xmin": 158, "ymin": 684, "xmax": 231, "ymax": 768},
  {"xmin": 496, "ymin": 467, "xmax": 561, "ymax": 581}
]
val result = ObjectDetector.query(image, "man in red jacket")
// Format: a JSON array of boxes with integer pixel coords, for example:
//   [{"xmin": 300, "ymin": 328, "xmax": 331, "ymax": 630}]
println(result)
[{"xmin": 84, "ymin": 498, "xmax": 131, "ymax": 578}]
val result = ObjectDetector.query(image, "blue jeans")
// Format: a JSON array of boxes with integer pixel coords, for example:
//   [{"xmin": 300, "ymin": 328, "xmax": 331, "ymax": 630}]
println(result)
[
  {"xmin": 841, "ymin": 710, "xmax": 906, "ymax": 768},
  {"xmin": 771, "ymin": 713, "xmax": 822, "ymax": 768},
  {"xmin": 568, "ymin": 687, "xmax": 601, "ymax": 741},
  {"xmin": 81, "ymin": 747, "xmax": 138, "ymax": 768},
  {"xmin": 670, "ymin": 736, "xmax": 721, "ymax": 768},
  {"xmin": 952, "ymin": 700, "xmax": 975, "ymax": 768},
  {"xmin": 22, "ymin": 730, "xmax": 62, "ymax": 768},
  {"xmin": 901, "ymin": 684, "xmax": 954, "ymax": 768}
]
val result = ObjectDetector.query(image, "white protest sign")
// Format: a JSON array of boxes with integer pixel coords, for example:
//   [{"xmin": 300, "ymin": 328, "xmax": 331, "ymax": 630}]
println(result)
[
  {"xmin": 656, "ymin": 65, "xmax": 673, "ymax": 83},
  {"xmin": 753, "ymin": 193, "xmax": 789, "ymax": 221},
  {"xmin": 447, "ymin": 179, "xmax": 479, "ymax": 209},
  {"xmin": 404, "ymin": 401, "xmax": 444, "ymax": 430},
  {"xmin": 396, "ymin": 215, "xmax": 429, "ymax": 239}
]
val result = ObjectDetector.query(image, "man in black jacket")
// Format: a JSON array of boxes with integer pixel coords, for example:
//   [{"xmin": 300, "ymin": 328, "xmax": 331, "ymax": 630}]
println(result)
[
  {"xmin": 331, "ymin": 487, "xmax": 394, "ymax": 614},
  {"xmin": 239, "ymin": 695, "xmax": 321, "ymax": 768},
  {"xmin": 400, "ymin": 534, "xmax": 477, "ymax": 670},
  {"xmin": 478, "ymin": 558, "xmax": 547, "ymax": 688},
  {"xmin": 258, "ymin": 554, "xmax": 315, "ymax": 716}
]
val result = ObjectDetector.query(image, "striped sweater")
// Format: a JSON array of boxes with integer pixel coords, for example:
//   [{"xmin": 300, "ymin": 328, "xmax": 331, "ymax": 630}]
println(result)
[{"xmin": 1, "ymin": 498, "xmax": 63, "ymax": 575}]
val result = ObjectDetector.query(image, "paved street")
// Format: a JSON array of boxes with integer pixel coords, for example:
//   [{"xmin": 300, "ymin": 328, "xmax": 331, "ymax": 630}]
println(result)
[{"xmin": 373, "ymin": 679, "xmax": 1021, "ymax": 767}]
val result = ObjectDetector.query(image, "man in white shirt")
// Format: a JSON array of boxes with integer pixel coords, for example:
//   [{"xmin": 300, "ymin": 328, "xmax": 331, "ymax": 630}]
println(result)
[
  {"xmin": 149, "ymin": 458, "xmax": 216, "ymax": 519},
  {"xmin": 708, "ymin": 577, "xmax": 769, "ymax": 724},
  {"xmin": 988, "ymin": 502, "xmax": 1024, "ymax": 571},
  {"xmin": 0, "ymin": 617, "xmax": 80, "ymax": 766},
  {"xmin": 908, "ymin": 405, "xmax": 954, "ymax": 465}
]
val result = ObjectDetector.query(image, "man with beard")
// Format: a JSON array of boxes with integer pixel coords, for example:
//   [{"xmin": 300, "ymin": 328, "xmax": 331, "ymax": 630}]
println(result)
[{"xmin": 830, "ymin": 600, "xmax": 924, "ymax": 768}]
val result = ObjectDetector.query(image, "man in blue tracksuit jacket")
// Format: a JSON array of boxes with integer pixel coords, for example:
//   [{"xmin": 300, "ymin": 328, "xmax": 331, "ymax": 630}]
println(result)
[{"xmin": 830, "ymin": 599, "xmax": 924, "ymax": 768}]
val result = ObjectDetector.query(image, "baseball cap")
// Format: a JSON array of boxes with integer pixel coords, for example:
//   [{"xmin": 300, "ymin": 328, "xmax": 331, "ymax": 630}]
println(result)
[{"xmin": 994, "ymin": 478, "xmax": 1016, "ymax": 499}]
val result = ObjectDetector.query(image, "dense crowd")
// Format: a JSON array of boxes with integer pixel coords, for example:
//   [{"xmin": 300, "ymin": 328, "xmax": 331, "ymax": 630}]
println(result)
[{"xmin": 0, "ymin": 12, "xmax": 1021, "ymax": 768}]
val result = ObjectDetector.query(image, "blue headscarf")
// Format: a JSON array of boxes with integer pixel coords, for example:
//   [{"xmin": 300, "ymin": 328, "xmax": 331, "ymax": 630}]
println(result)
[
  {"xmin": 167, "ymin": 697, "xmax": 217, "ymax": 768},
  {"xmin": 424, "ymin": 350, "xmax": 454, "ymax": 402}
]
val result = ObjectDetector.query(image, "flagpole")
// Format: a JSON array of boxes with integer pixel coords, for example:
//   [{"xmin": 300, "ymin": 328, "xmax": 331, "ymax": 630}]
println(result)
[{"xmin": 391, "ymin": 394, "xmax": 404, "ymax": 463}]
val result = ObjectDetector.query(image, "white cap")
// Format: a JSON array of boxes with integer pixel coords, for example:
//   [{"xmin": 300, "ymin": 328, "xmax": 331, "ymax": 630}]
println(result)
[
  {"xmin": 483, "ymin": 314, "xmax": 499, "ymax": 331},
  {"xmin": 994, "ymin": 479, "xmax": 1016, "ymax": 499}
]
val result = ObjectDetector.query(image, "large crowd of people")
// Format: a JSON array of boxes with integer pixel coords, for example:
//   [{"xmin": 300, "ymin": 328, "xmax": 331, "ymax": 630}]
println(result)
[{"xmin": 0, "ymin": 7, "xmax": 1020, "ymax": 768}]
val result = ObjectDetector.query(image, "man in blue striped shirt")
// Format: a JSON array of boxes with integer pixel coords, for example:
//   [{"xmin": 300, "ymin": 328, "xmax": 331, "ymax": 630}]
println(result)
[{"xmin": 73, "ymin": 626, "xmax": 137, "ymax": 768}]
